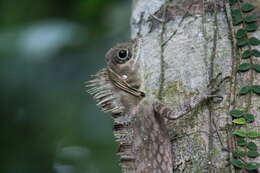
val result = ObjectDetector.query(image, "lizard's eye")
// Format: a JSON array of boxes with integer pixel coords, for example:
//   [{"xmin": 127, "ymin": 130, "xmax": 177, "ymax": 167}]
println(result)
[
  {"xmin": 114, "ymin": 49, "xmax": 131, "ymax": 64},
  {"xmin": 118, "ymin": 49, "xmax": 128, "ymax": 59}
]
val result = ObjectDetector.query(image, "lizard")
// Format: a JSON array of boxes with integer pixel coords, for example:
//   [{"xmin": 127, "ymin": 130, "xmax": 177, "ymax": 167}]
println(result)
[{"xmin": 86, "ymin": 38, "xmax": 224, "ymax": 173}]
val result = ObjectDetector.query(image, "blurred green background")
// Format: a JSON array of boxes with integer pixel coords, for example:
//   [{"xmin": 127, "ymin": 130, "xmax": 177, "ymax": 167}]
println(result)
[{"xmin": 0, "ymin": 0, "xmax": 131, "ymax": 172}]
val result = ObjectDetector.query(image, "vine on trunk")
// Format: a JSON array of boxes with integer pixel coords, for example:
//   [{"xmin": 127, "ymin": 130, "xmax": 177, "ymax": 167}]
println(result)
[{"xmin": 229, "ymin": 0, "xmax": 260, "ymax": 171}]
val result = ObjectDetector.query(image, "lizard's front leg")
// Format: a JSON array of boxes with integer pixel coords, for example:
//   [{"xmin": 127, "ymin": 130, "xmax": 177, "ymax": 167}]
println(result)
[{"xmin": 153, "ymin": 74, "xmax": 229, "ymax": 120}]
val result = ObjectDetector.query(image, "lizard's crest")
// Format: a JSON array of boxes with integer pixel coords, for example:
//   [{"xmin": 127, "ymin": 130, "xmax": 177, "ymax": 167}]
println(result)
[{"xmin": 86, "ymin": 39, "xmax": 145, "ymax": 114}]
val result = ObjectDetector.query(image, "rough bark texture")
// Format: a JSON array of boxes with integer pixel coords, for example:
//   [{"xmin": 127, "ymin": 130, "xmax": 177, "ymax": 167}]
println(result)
[{"xmin": 130, "ymin": 0, "xmax": 260, "ymax": 172}]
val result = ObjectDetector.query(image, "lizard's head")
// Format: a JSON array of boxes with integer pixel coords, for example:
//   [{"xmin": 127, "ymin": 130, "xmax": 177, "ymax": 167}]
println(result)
[
  {"xmin": 86, "ymin": 39, "xmax": 145, "ymax": 114},
  {"xmin": 105, "ymin": 39, "xmax": 145, "ymax": 98}
]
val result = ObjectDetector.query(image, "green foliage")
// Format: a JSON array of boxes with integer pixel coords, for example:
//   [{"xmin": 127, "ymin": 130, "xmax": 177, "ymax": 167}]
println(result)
[
  {"xmin": 230, "ymin": 109, "xmax": 243, "ymax": 117},
  {"xmin": 247, "ymin": 142, "xmax": 257, "ymax": 151},
  {"xmin": 244, "ymin": 113, "xmax": 254, "ymax": 123},
  {"xmin": 241, "ymin": 3, "xmax": 256, "ymax": 12},
  {"xmin": 253, "ymin": 64, "xmax": 260, "ymax": 73},
  {"xmin": 233, "ymin": 130, "xmax": 247, "ymax": 137},
  {"xmin": 249, "ymin": 37, "xmax": 260, "ymax": 46},
  {"xmin": 237, "ymin": 138, "xmax": 247, "ymax": 146},
  {"xmin": 241, "ymin": 49, "xmax": 252, "ymax": 59},
  {"xmin": 229, "ymin": 0, "xmax": 237, "ymax": 6},
  {"xmin": 238, "ymin": 63, "xmax": 250, "ymax": 72},
  {"xmin": 233, "ymin": 150, "xmax": 247, "ymax": 157},
  {"xmin": 244, "ymin": 15, "xmax": 257, "ymax": 23},
  {"xmin": 252, "ymin": 49, "xmax": 260, "ymax": 57},
  {"xmin": 232, "ymin": 118, "xmax": 246, "ymax": 124},
  {"xmin": 245, "ymin": 23, "xmax": 258, "ymax": 32},
  {"xmin": 236, "ymin": 28, "xmax": 247, "ymax": 39},
  {"xmin": 245, "ymin": 162, "xmax": 259, "ymax": 171},
  {"xmin": 229, "ymin": 2, "xmax": 260, "ymax": 170},
  {"xmin": 247, "ymin": 150, "xmax": 259, "ymax": 158},
  {"xmin": 252, "ymin": 85, "xmax": 260, "ymax": 94},
  {"xmin": 230, "ymin": 159, "xmax": 244, "ymax": 168},
  {"xmin": 237, "ymin": 37, "xmax": 248, "ymax": 47},
  {"xmin": 247, "ymin": 131, "xmax": 260, "ymax": 138},
  {"xmin": 239, "ymin": 86, "xmax": 252, "ymax": 95},
  {"xmin": 231, "ymin": 9, "xmax": 243, "ymax": 25}
]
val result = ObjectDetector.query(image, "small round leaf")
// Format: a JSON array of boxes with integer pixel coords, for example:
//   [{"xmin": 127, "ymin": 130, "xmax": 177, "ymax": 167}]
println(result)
[
  {"xmin": 236, "ymin": 29, "xmax": 247, "ymax": 39},
  {"xmin": 232, "ymin": 118, "xmax": 246, "ymax": 124},
  {"xmin": 249, "ymin": 37, "xmax": 260, "ymax": 46},
  {"xmin": 230, "ymin": 159, "xmax": 244, "ymax": 169},
  {"xmin": 238, "ymin": 63, "xmax": 250, "ymax": 72},
  {"xmin": 251, "ymin": 49, "xmax": 260, "ymax": 57},
  {"xmin": 244, "ymin": 16, "xmax": 257, "ymax": 23},
  {"xmin": 247, "ymin": 150, "xmax": 259, "ymax": 158},
  {"xmin": 244, "ymin": 113, "xmax": 254, "ymax": 123},
  {"xmin": 241, "ymin": 50, "xmax": 252, "ymax": 59},
  {"xmin": 241, "ymin": 3, "xmax": 256, "ymax": 12},
  {"xmin": 253, "ymin": 64, "xmax": 260, "ymax": 73},
  {"xmin": 237, "ymin": 138, "xmax": 247, "ymax": 146},
  {"xmin": 247, "ymin": 131, "xmax": 260, "ymax": 138},
  {"xmin": 233, "ymin": 150, "xmax": 247, "ymax": 158},
  {"xmin": 237, "ymin": 38, "xmax": 248, "ymax": 47},
  {"xmin": 245, "ymin": 162, "xmax": 259, "ymax": 171},
  {"xmin": 252, "ymin": 85, "xmax": 260, "ymax": 94},
  {"xmin": 232, "ymin": 10, "xmax": 243, "ymax": 25},
  {"xmin": 233, "ymin": 130, "xmax": 247, "ymax": 137},
  {"xmin": 245, "ymin": 23, "xmax": 258, "ymax": 32},
  {"xmin": 229, "ymin": 109, "xmax": 243, "ymax": 117},
  {"xmin": 229, "ymin": 0, "xmax": 237, "ymax": 6},
  {"xmin": 239, "ymin": 86, "xmax": 252, "ymax": 95},
  {"xmin": 247, "ymin": 142, "xmax": 257, "ymax": 151}
]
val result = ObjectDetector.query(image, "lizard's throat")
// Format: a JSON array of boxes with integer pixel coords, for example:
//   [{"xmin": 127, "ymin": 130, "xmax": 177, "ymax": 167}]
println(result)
[{"xmin": 107, "ymin": 68, "xmax": 145, "ymax": 98}]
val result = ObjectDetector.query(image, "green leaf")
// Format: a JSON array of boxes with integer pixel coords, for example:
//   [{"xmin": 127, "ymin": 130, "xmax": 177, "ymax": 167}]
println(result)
[
  {"xmin": 247, "ymin": 142, "xmax": 257, "ymax": 151},
  {"xmin": 232, "ymin": 9, "xmax": 243, "ymax": 25},
  {"xmin": 230, "ymin": 159, "xmax": 244, "ymax": 169},
  {"xmin": 247, "ymin": 131, "xmax": 260, "ymax": 138},
  {"xmin": 229, "ymin": 109, "xmax": 243, "ymax": 118},
  {"xmin": 245, "ymin": 23, "xmax": 258, "ymax": 32},
  {"xmin": 244, "ymin": 15, "xmax": 257, "ymax": 23},
  {"xmin": 236, "ymin": 29, "xmax": 247, "ymax": 39},
  {"xmin": 252, "ymin": 85, "xmax": 260, "ymax": 94},
  {"xmin": 232, "ymin": 118, "xmax": 246, "ymax": 124},
  {"xmin": 245, "ymin": 162, "xmax": 259, "ymax": 171},
  {"xmin": 253, "ymin": 64, "xmax": 260, "ymax": 73},
  {"xmin": 233, "ymin": 150, "xmax": 247, "ymax": 158},
  {"xmin": 252, "ymin": 49, "xmax": 260, "ymax": 57},
  {"xmin": 239, "ymin": 86, "xmax": 252, "ymax": 95},
  {"xmin": 237, "ymin": 138, "xmax": 247, "ymax": 146},
  {"xmin": 237, "ymin": 37, "xmax": 248, "ymax": 47},
  {"xmin": 244, "ymin": 113, "xmax": 254, "ymax": 123},
  {"xmin": 238, "ymin": 63, "xmax": 250, "ymax": 72},
  {"xmin": 249, "ymin": 37, "xmax": 260, "ymax": 46},
  {"xmin": 229, "ymin": 0, "xmax": 237, "ymax": 6},
  {"xmin": 247, "ymin": 150, "xmax": 259, "ymax": 158},
  {"xmin": 241, "ymin": 50, "xmax": 252, "ymax": 59},
  {"xmin": 233, "ymin": 130, "xmax": 247, "ymax": 137},
  {"xmin": 241, "ymin": 3, "xmax": 256, "ymax": 12}
]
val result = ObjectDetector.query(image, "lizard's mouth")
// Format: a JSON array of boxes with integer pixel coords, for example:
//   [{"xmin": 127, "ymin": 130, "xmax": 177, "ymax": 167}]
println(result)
[{"xmin": 107, "ymin": 68, "xmax": 145, "ymax": 98}]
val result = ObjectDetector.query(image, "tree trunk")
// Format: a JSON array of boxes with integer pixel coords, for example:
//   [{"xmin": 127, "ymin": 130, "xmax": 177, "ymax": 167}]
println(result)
[{"xmin": 130, "ymin": 0, "xmax": 260, "ymax": 172}]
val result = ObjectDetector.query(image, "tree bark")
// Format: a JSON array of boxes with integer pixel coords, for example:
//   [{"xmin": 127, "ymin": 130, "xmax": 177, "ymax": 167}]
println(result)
[{"xmin": 130, "ymin": 0, "xmax": 260, "ymax": 172}]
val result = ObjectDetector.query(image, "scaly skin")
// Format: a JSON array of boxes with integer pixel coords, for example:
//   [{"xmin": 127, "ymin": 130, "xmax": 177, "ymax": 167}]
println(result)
[{"xmin": 86, "ymin": 38, "xmax": 222, "ymax": 173}]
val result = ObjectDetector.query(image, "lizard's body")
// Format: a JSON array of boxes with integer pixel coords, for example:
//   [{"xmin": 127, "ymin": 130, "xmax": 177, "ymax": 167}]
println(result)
[{"xmin": 87, "ymin": 38, "xmax": 221, "ymax": 173}]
